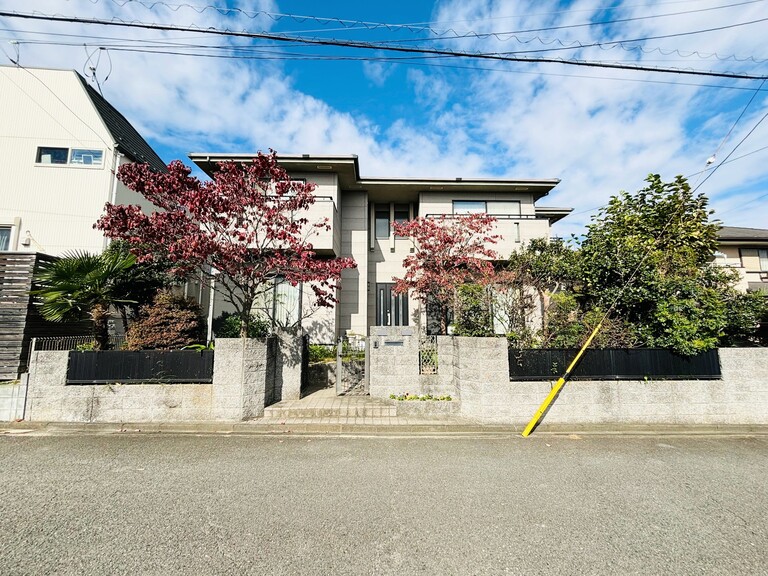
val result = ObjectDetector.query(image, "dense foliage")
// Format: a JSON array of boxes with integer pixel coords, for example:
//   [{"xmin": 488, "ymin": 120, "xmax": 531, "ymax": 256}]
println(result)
[
  {"xmin": 124, "ymin": 291, "xmax": 205, "ymax": 350},
  {"xmin": 32, "ymin": 250, "xmax": 136, "ymax": 350},
  {"xmin": 499, "ymin": 175, "xmax": 766, "ymax": 354},
  {"xmin": 212, "ymin": 311, "xmax": 270, "ymax": 339}
]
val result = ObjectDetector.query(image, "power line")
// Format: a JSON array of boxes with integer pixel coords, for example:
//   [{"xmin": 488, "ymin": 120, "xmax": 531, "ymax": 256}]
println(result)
[
  {"xmin": 0, "ymin": 65, "xmax": 112, "ymax": 150},
  {"xmin": 1, "ymin": 10, "xmax": 767, "ymax": 80},
  {"xmin": 9, "ymin": 36, "xmax": 764, "ymax": 97},
  {"xmin": 75, "ymin": 0, "xmax": 768, "ymax": 41},
  {"xmin": 693, "ymin": 107, "xmax": 768, "ymax": 194},
  {"xmin": 70, "ymin": 0, "xmax": 768, "ymax": 65}
]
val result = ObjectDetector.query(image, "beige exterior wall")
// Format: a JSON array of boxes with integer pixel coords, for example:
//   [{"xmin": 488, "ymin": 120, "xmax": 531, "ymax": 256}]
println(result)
[
  {"xmin": 0, "ymin": 67, "xmax": 119, "ymax": 255},
  {"xmin": 291, "ymin": 172, "xmax": 341, "ymax": 256},
  {"xmin": 338, "ymin": 191, "xmax": 369, "ymax": 338},
  {"xmin": 715, "ymin": 245, "xmax": 768, "ymax": 292},
  {"xmin": 418, "ymin": 190, "xmax": 550, "ymax": 258}
]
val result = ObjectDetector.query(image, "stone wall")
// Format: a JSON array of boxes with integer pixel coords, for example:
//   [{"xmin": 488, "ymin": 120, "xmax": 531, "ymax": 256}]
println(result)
[
  {"xmin": 23, "ymin": 333, "xmax": 304, "ymax": 423},
  {"xmin": 0, "ymin": 376, "xmax": 27, "ymax": 421},
  {"xmin": 368, "ymin": 331, "xmax": 768, "ymax": 425}
]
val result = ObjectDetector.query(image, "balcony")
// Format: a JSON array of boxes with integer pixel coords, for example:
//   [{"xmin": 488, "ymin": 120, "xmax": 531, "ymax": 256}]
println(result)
[
  {"xmin": 303, "ymin": 196, "xmax": 340, "ymax": 256},
  {"xmin": 424, "ymin": 214, "xmax": 550, "ymax": 259}
]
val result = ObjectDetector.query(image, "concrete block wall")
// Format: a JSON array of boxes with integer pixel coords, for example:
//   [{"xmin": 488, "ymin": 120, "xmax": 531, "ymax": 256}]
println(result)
[
  {"xmin": 368, "ymin": 326, "xmax": 422, "ymax": 397},
  {"xmin": 369, "ymin": 336, "xmax": 768, "ymax": 425},
  {"xmin": 0, "ymin": 377, "xmax": 27, "ymax": 421},
  {"xmin": 453, "ymin": 337, "xmax": 509, "ymax": 420},
  {"xmin": 23, "ymin": 334, "xmax": 306, "ymax": 423},
  {"xmin": 482, "ymin": 348, "xmax": 768, "ymax": 425}
]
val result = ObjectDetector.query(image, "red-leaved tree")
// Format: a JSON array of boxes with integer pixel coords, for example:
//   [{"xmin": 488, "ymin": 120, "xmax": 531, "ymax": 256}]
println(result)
[
  {"xmin": 392, "ymin": 214, "xmax": 499, "ymax": 334},
  {"xmin": 96, "ymin": 151, "xmax": 356, "ymax": 337}
]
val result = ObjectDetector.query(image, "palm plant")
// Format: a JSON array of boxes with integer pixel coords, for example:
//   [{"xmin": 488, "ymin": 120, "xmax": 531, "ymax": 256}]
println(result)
[{"xmin": 32, "ymin": 250, "xmax": 137, "ymax": 350}]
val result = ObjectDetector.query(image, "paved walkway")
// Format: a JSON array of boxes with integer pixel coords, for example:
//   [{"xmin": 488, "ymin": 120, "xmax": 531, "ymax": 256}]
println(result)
[{"xmin": 260, "ymin": 386, "xmax": 474, "ymax": 429}]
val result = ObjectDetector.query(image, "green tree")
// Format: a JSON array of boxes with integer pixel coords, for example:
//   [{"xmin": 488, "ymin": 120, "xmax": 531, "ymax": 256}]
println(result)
[
  {"xmin": 578, "ymin": 174, "xmax": 752, "ymax": 355},
  {"xmin": 495, "ymin": 237, "xmax": 579, "ymax": 344},
  {"xmin": 453, "ymin": 284, "xmax": 494, "ymax": 337},
  {"xmin": 32, "ymin": 250, "xmax": 137, "ymax": 350}
]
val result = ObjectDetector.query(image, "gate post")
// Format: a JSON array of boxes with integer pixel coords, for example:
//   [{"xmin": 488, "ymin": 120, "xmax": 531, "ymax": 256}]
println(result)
[{"xmin": 335, "ymin": 339, "xmax": 343, "ymax": 395}]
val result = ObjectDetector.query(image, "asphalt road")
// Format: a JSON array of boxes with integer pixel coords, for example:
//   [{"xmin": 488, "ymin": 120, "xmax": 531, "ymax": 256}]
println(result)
[{"xmin": 1, "ymin": 433, "xmax": 766, "ymax": 575}]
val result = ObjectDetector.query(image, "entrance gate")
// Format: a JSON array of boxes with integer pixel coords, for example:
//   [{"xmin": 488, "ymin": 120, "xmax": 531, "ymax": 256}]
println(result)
[{"xmin": 335, "ymin": 334, "xmax": 367, "ymax": 395}]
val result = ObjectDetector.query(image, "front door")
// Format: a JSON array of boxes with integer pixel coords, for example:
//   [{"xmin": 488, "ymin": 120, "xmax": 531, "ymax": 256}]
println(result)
[{"xmin": 375, "ymin": 283, "xmax": 408, "ymax": 326}]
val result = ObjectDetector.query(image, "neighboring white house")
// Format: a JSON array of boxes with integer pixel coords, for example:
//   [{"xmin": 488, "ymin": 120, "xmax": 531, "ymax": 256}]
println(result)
[
  {"xmin": 716, "ymin": 226, "xmax": 768, "ymax": 293},
  {"xmin": 0, "ymin": 65, "xmax": 166, "ymax": 255},
  {"xmin": 189, "ymin": 154, "xmax": 572, "ymax": 341}
]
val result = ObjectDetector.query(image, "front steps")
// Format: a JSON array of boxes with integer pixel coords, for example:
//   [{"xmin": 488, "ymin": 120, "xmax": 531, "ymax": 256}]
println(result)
[{"xmin": 262, "ymin": 387, "xmax": 396, "ymax": 420}]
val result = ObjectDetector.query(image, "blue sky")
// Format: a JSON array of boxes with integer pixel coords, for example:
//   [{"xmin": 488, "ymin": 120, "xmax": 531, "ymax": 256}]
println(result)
[{"xmin": 1, "ymin": 0, "xmax": 767, "ymax": 238}]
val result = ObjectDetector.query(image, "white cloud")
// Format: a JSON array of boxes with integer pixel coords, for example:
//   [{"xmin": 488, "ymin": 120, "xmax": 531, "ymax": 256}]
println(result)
[{"xmin": 0, "ymin": 0, "xmax": 766, "ymax": 236}]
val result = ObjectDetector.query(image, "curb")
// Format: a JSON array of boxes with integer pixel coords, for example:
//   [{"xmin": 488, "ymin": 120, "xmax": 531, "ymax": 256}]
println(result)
[{"xmin": 2, "ymin": 420, "xmax": 767, "ymax": 437}]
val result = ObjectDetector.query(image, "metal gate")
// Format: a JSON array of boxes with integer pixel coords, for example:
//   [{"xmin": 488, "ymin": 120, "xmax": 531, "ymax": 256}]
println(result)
[{"xmin": 335, "ymin": 334, "xmax": 367, "ymax": 395}]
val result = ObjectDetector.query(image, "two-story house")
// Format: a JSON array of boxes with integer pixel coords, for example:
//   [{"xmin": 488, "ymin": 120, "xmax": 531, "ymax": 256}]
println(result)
[
  {"xmin": 0, "ymin": 65, "xmax": 166, "ymax": 255},
  {"xmin": 0, "ymin": 65, "xmax": 167, "ymax": 378},
  {"xmin": 189, "ymin": 153, "xmax": 571, "ymax": 341},
  {"xmin": 716, "ymin": 226, "xmax": 768, "ymax": 293}
]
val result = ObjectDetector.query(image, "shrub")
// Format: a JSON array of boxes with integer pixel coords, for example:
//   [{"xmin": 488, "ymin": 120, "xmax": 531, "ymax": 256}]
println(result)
[
  {"xmin": 124, "ymin": 291, "xmax": 205, "ymax": 350},
  {"xmin": 212, "ymin": 311, "xmax": 270, "ymax": 338},
  {"xmin": 454, "ymin": 284, "xmax": 494, "ymax": 337},
  {"xmin": 308, "ymin": 344, "xmax": 335, "ymax": 363}
]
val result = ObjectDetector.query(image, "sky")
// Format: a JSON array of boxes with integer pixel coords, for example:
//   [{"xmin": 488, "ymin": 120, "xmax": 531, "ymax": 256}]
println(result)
[{"xmin": 1, "ymin": 0, "xmax": 767, "ymax": 239}]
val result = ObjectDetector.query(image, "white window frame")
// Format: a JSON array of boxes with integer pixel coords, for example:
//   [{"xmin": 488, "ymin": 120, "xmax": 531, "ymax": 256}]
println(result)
[{"xmin": 35, "ymin": 146, "xmax": 105, "ymax": 168}]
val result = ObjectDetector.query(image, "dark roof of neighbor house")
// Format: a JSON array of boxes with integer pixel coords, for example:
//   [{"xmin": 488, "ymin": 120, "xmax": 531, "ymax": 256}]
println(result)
[
  {"xmin": 77, "ymin": 74, "xmax": 167, "ymax": 173},
  {"xmin": 717, "ymin": 226, "xmax": 768, "ymax": 242}
]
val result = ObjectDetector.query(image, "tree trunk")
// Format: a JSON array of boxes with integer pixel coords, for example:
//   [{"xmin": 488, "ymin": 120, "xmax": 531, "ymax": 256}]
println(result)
[
  {"xmin": 239, "ymin": 297, "xmax": 255, "ymax": 338},
  {"xmin": 91, "ymin": 303, "xmax": 110, "ymax": 350}
]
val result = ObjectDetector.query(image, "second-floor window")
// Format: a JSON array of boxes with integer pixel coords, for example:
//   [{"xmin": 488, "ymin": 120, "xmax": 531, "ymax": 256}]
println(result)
[
  {"xmin": 0, "ymin": 227, "xmax": 10, "ymax": 251},
  {"xmin": 36, "ymin": 147, "xmax": 104, "ymax": 167},
  {"xmin": 36, "ymin": 147, "xmax": 68, "ymax": 164},
  {"xmin": 375, "ymin": 204, "xmax": 390, "ymax": 238},
  {"xmin": 452, "ymin": 200, "xmax": 521, "ymax": 216},
  {"xmin": 453, "ymin": 200, "xmax": 486, "ymax": 214}
]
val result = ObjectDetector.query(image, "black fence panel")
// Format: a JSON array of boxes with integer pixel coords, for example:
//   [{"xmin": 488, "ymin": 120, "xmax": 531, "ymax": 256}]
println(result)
[
  {"xmin": 508, "ymin": 348, "xmax": 721, "ymax": 381},
  {"xmin": 67, "ymin": 350, "xmax": 214, "ymax": 384}
]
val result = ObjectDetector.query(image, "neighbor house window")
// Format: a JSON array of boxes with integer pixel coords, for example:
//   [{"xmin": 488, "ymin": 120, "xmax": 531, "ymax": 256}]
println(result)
[
  {"xmin": 375, "ymin": 204, "xmax": 390, "ymax": 238},
  {"xmin": 760, "ymin": 249, "xmax": 768, "ymax": 271},
  {"xmin": 453, "ymin": 200, "xmax": 486, "ymax": 214},
  {"xmin": 36, "ymin": 147, "xmax": 68, "ymax": 164},
  {"xmin": 70, "ymin": 148, "xmax": 104, "ymax": 166},
  {"xmin": 0, "ymin": 227, "xmax": 10, "ymax": 251},
  {"xmin": 36, "ymin": 146, "xmax": 104, "ymax": 166}
]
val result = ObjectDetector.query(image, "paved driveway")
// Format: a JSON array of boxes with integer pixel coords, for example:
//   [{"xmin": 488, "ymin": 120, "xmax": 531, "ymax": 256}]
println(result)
[{"xmin": 1, "ymin": 434, "xmax": 766, "ymax": 575}]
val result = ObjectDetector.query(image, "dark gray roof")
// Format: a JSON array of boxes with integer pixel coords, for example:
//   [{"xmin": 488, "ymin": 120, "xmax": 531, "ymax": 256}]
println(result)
[
  {"xmin": 77, "ymin": 74, "xmax": 167, "ymax": 172},
  {"xmin": 718, "ymin": 226, "xmax": 768, "ymax": 241}
]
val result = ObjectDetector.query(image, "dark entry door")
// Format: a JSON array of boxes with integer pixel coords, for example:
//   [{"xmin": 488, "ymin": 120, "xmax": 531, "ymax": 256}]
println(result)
[{"xmin": 375, "ymin": 283, "xmax": 408, "ymax": 326}]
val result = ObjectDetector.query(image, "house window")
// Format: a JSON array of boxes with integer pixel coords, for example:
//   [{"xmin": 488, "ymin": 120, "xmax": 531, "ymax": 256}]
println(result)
[
  {"xmin": 36, "ymin": 147, "xmax": 68, "ymax": 164},
  {"xmin": 70, "ymin": 148, "xmax": 104, "ymax": 166},
  {"xmin": 36, "ymin": 146, "xmax": 104, "ymax": 167},
  {"xmin": 375, "ymin": 204, "xmax": 390, "ymax": 238},
  {"xmin": 394, "ymin": 204, "xmax": 410, "ymax": 237},
  {"xmin": 0, "ymin": 227, "xmax": 10, "ymax": 251},
  {"xmin": 488, "ymin": 201, "xmax": 521, "ymax": 216},
  {"xmin": 453, "ymin": 200, "xmax": 486, "ymax": 214},
  {"xmin": 760, "ymin": 249, "xmax": 768, "ymax": 271}
]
